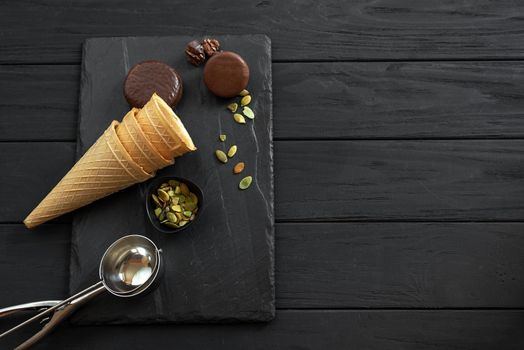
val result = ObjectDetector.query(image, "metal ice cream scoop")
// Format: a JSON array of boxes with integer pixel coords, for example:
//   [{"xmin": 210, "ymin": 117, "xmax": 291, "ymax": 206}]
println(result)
[{"xmin": 0, "ymin": 234, "xmax": 163, "ymax": 349}]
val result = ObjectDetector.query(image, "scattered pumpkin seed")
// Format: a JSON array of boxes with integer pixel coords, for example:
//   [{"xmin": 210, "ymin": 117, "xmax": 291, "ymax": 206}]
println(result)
[
  {"xmin": 239, "ymin": 89, "xmax": 249, "ymax": 96},
  {"xmin": 227, "ymin": 103, "xmax": 238, "ymax": 113},
  {"xmin": 227, "ymin": 145, "xmax": 237, "ymax": 158},
  {"xmin": 240, "ymin": 95, "xmax": 251, "ymax": 106},
  {"xmin": 215, "ymin": 150, "xmax": 228, "ymax": 163},
  {"xmin": 157, "ymin": 189, "xmax": 170, "ymax": 202},
  {"xmin": 233, "ymin": 162, "xmax": 245, "ymax": 174},
  {"xmin": 219, "ymin": 134, "xmax": 227, "ymax": 142},
  {"xmin": 242, "ymin": 106, "xmax": 255, "ymax": 119},
  {"xmin": 239, "ymin": 176, "xmax": 253, "ymax": 190},
  {"xmin": 233, "ymin": 113, "xmax": 246, "ymax": 124}
]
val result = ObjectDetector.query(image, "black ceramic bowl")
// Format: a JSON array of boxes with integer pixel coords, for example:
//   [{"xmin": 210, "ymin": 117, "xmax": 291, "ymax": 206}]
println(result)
[{"xmin": 145, "ymin": 176, "xmax": 203, "ymax": 234}]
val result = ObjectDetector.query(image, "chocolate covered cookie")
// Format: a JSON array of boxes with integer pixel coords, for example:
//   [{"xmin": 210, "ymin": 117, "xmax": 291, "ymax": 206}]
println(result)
[
  {"xmin": 203, "ymin": 51, "xmax": 249, "ymax": 98},
  {"xmin": 124, "ymin": 60, "xmax": 183, "ymax": 108}
]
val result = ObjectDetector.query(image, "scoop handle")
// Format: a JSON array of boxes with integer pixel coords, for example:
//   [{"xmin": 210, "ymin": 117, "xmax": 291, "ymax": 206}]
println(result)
[
  {"xmin": 0, "ymin": 281, "xmax": 104, "ymax": 340},
  {"xmin": 15, "ymin": 285, "xmax": 106, "ymax": 350}
]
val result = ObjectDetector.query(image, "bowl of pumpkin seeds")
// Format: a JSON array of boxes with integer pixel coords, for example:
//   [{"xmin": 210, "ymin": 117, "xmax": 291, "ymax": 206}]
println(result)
[{"xmin": 145, "ymin": 176, "xmax": 203, "ymax": 233}]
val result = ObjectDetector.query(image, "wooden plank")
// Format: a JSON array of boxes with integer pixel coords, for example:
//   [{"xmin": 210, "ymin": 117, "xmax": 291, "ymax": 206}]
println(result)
[
  {"xmin": 276, "ymin": 140, "xmax": 524, "ymax": 221},
  {"xmin": 3, "ymin": 62, "xmax": 524, "ymax": 141},
  {"xmin": 275, "ymin": 61, "xmax": 524, "ymax": 139},
  {"xmin": 3, "ymin": 311, "xmax": 522, "ymax": 350},
  {"xmin": 2, "ymin": 140, "xmax": 524, "ymax": 222},
  {"xmin": 0, "ymin": 143, "xmax": 75, "ymax": 223},
  {"xmin": 2, "ymin": 222, "xmax": 523, "ymax": 309},
  {"xmin": 0, "ymin": 66, "xmax": 79, "ymax": 141},
  {"xmin": 1, "ymin": 1, "xmax": 524, "ymax": 63},
  {"xmin": 0, "ymin": 224, "xmax": 69, "ymax": 304},
  {"xmin": 276, "ymin": 223, "xmax": 524, "ymax": 308}
]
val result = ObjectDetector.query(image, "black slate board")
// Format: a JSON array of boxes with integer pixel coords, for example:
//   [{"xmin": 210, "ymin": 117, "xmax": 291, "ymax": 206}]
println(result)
[{"xmin": 69, "ymin": 35, "xmax": 274, "ymax": 324}]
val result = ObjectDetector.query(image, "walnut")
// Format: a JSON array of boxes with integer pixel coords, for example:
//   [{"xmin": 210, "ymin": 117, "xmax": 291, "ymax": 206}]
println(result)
[
  {"xmin": 185, "ymin": 40, "xmax": 205, "ymax": 66},
  {"xmin": 201, "ymin": 38, "xmax": 221, "ymax": 57}
]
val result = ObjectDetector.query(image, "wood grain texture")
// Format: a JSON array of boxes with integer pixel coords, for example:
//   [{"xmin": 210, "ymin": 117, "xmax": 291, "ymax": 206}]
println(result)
[
  {"xmin": 0, "ymin": 143, "xmax": 75, "ymax": 223},
  {"xmin": 2, "ymin": 223, "xmax": 523, "ymax": 309},
  {"xmin": 0, "ymin": 66, "xmax": 79, "ymax": 141},
  {"xmin": 275, "ymin": 61, "xmax": 524, "ymax": 139},
  {"xmin": 3, "ymin": 311, "xmax": 522, "ymax": 350},
  {"xmin": 2, "ymin": 141, "xmax": 524, "ymax": 222},
  {"xmin": 1, "ymin": 0, "xmax": 524, "ymax": 63},
  {"xmin": 3, "ymin": 62, "xmax": 524, "ymax": 141},
  {"xmin": 0, "ymin": 224, "xmax": 69, "ymax": 304},
  {"xmin": 276, "ymin": 223, "xmax": 524, "ymax": 308},
  {"xmin": 276, "ymin": 140, "xmax": 524, "ymax": 221}
]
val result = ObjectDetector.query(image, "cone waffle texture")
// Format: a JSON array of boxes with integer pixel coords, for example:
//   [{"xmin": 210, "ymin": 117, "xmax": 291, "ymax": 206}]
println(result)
[
  {"xmin": 152, "ymin": 93, "xmax": 197, "ymax": 157},
  {"xmin": 135, "ymin": 93, "xmax": 196, "ymax": 159},
  {"xmin": 23, "ymin": 121, "xmax": 152, "ymax": 228},
  {"xmin": 117, "ymin": 108, "xmax": 174, "ymax": 173}
]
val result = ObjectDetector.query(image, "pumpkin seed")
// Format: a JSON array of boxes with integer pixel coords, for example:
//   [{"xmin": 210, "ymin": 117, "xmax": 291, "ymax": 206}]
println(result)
[
  {"xmin": 157, "ymin": 189, "xmax": 170, "ymax": 202},
  {"xmin": 178, "ymin": 195, "xmax": 186, "ymax": 203},
  {"xmin": 189, "ymin": 193, "xmax": 198, "ymax": 204},
  {"xmin": 167, "ymin": 190, "xmax": 175, "ymax": 197},
  {"xmin": 154, "ymin": 207, "xmax": 162, "ymax": 218},
  {"xmin": 215, "ymin": 150, "xmax": 228, "ymax": 163},
  {"xmin": 239, "ymin": 176, "xmax": 253, "ymax": 190},
  {"xmin": 180, "ymin": 183, "xmax": 190, "ymax": 196},
  {"xmin": 227, "ymin": 103, "xmax": 238, "ymax": 113},
  {"xmin": 239, "ymin": 89, "xmax": 249, "ymax": 96},
  {"xmin": 183, "ymin": 210, "xmax": 192, "ymax": 217},
  {"xmin": 179, "ymin": 220, "xmax": 189, "ymax": 227},
  {"xmin": 174, "ymin": 186, "xmax": 181, "ymax": 194},
  {"xmin": 166, "ymin": 212, "xmax": 178, "ymax": 223},
  {"xmin": 163, "ymin": 222, "xmax": 179, "ymax": 229},
  {"xmin": 171, "ymin": 205, "xmax": 182, "ymax": 212},
  {"xmin": 168, "ymin": 179, "xmax": 179, "ymax": 187},
  {"xmin": 227, "ymin": 145, "xmax": 237, "ymax": 158},
  {"xmin": 242, "ymin": 106, "xmax": 255, "ymax": 119},
  {"xmin": 171, "ymin": 196, "xmax": 179, "ymax": 205},
  {"xmin": 233, "ymin": 113, "xmax": 246, "ymax": 124},
  {"xmin": 152, "ymin": 194, "xmax": 162, "ymax": 207},
  {"xmin": 219, "ymin": 134, "xmax": 226, "ymax": 142},
  {"xmin": 158, "ymin": 211, "xmax": 165, "ymax": 221},
  {"xmin": 161, "ymin": 183, "xmax": 168, "ymax": 187},
  {"xmin": 233, "ymin": 162, "xmax": 245, "ymax": 174},
  {"xmin": 240, "ymin": 95, "xmax": 251, "ymax": 106}
]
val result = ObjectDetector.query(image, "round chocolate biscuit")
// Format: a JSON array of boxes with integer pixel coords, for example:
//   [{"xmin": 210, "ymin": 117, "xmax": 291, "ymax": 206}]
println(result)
[
  {"xmin": 203, "ymin": 51, "xmax": 249, "ymax": 98},
  {"xmin": 124, "ymin": 60, "xmax": 183, "ymax": 108}
]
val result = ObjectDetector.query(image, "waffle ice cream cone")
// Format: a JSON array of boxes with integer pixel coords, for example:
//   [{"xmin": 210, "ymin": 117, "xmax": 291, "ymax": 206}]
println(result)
[
  {"xmin": 152, "ymin": 93, "xmax": 197, "ymax": 158},
  {"xmin": 117, "ymin": 108, "xmax": 174, "ymax": 173},
  {"xmin": 24, "ymin": 121, "xmax": 152, "ymax": 228},
  {"xmin": 135, "ymin": 93, "xmax": 196, "ymax": 159}
]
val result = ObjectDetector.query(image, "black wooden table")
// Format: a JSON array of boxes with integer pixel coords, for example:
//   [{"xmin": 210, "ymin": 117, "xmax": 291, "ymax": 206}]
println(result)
[{"xmin": 1, "ymin": 1, "xmax": 524, "ymax": 349}]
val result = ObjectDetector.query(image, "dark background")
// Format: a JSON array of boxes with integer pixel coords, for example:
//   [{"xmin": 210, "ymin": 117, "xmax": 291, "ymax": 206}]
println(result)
[{"xmin": 1, "ymin": 1, "xmax": 524, "ymax": 349}]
